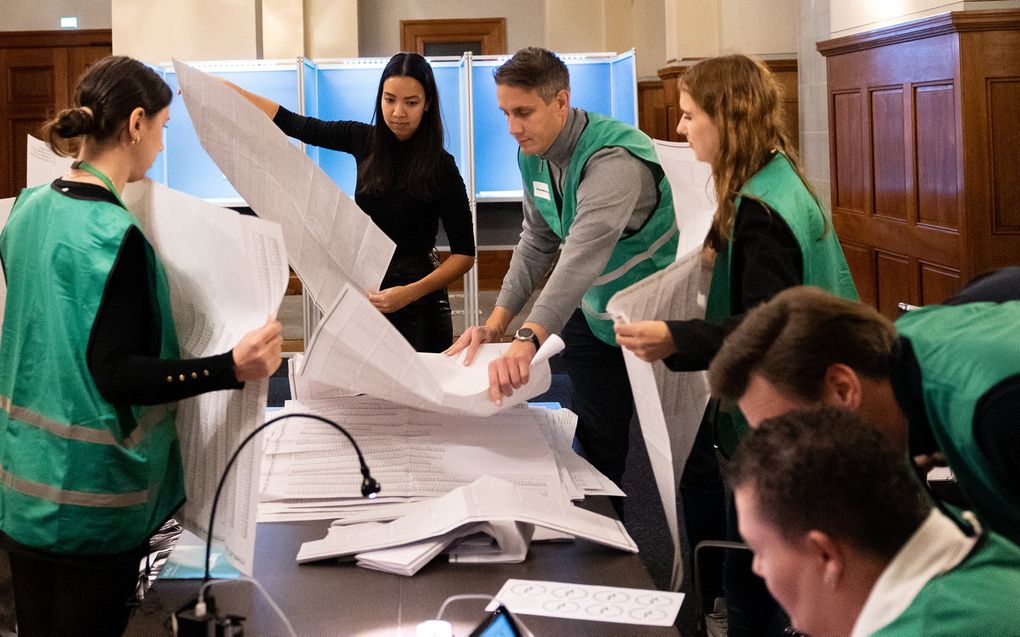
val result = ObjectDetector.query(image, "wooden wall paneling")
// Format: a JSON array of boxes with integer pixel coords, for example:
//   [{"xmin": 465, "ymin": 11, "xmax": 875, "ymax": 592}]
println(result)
[
  {"xmin": 874, "ymin": 250, "xmax": 916, "ymax": 317},
  {"xmin": 869, "ymin": 85, "xmax": 908, "ymax": 222},
  {"xmin": 66, "ymin": 45, "xmax": 112, "ymax": 89},
  {"xmin": 656, "ymin": 65, "xmax": 686, "ymax": 142},
  {"xmin": 637, "ymin": 79, "xmax": 668, "ymax": 140},
  {"xmin": 821, "ymin": 10, "xmax": 1020, "ymax": 296},
  {"xmin": 986, "ymin": 78, "xmax": 1020, "ymax": 233},
  {"xmin": 831, "ymin": 90, "xmax": 867, "ymax": 214},
  {"xmin": 0, "ymin": 47, "xmax": 68, "ymax": 198},
  {"xmin": 913, "ymin": 82, "xmax": 960, "ymax": 230},
  {"xmin": 959, "ymin": 24, "xmax": 1020, "ymax": 276},
  {"xmin": 0, "ymin": 30, "xmax": 111, "ymax": 198},
  {"xmin": 838, "ymin": 240, "xmax": 875, "ymax": 306},
  {"xmin": 768, "ymin": 59, "xmax": 800, "ymax": 153},
  {"xmin": 919, "ymin": 261, "xmax": 962, "ymax": 304}
]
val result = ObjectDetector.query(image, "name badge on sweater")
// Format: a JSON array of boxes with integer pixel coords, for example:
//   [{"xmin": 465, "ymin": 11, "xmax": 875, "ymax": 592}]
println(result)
[{"xmin": 532, "ymin": 181, "xmax": 551, "ymax": 201}]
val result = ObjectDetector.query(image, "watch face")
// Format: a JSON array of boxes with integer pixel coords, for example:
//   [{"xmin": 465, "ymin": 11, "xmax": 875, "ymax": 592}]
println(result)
[{"xmin": 516, "ymin": 328, "xmax": 534, "ymax": 340}]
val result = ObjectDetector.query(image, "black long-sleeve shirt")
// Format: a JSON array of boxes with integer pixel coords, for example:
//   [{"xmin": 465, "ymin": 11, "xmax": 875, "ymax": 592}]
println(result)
[
  {"xmin": 662, "ymin": 197, "xmax": 803, "ymax": 371},
  {"xmin": 48, "ymin": 180, "xmax": 244, "ymax": 405},
  {"xmin": 272, "ymin": 108, "xmax": 475, "ymax": 259}
]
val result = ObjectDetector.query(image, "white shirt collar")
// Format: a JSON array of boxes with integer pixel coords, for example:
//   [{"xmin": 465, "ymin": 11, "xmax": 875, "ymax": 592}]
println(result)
[{"xmin": 850, "ymin": 509, "xmax": 979, "ymax": 636}]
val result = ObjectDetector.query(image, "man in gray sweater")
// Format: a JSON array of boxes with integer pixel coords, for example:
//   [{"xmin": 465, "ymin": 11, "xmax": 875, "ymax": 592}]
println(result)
[{"xmin": 447, "ymin": 48, "xmax": 677, "ymax": 503}]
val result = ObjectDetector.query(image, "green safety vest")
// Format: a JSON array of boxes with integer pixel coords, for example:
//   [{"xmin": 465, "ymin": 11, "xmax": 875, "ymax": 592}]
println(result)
[
  {"xmin": 519, "ymin": 113, "xmax": 678, "ymax": 345},
  {"xmin": 0, "ymin": 183, "xmax": 184, "ymax": 554},
  {"xmin": 872, "ymin": 530, "xmax": 1020, "ymax": 635},
  {"xmin": 895, "ymin": 301, "xmax": 1020, "ymax": 544},
  {"xmin": 708, "ymin": 152, "xmax": 859, "ymax": 452}
]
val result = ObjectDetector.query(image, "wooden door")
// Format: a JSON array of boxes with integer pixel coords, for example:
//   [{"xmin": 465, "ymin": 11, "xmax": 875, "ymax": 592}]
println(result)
[{"xmin": 0, "ymin": 30, "xmax": 111, "ymax": 198}]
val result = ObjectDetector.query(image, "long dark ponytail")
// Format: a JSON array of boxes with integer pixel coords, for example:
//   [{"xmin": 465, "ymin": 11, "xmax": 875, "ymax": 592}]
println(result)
[{"xmin": 359, "ymin": 52, "xmax": 445, "ymax": 200}]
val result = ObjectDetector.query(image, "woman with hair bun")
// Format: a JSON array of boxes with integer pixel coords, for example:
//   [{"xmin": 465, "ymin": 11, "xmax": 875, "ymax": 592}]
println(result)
[
  {"xmin": 230, "ymin": 52, "xmax": 475, "ymax": 352},
  {"xmin": 614, "ymin": 54, "xmax": 858, "ymax": 635},
  {"xmin": 0, "ymin": 55, "xmax": 283, "ymax": 635}
]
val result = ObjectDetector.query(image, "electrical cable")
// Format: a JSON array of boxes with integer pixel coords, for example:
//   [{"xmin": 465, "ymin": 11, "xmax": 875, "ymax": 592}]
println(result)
[
  {"xmin": 203, "ymin": 411, "xmax": 381, "ymax": 582},
  {"xmin": 188, "ymin": 411, "xmax": 380, "ymax": 631}
]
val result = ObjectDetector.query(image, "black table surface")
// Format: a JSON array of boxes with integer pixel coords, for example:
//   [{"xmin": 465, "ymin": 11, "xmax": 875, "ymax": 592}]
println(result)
[{"xmin": 126, "ymin": 516, "xmax": 683, "ymax": 636}]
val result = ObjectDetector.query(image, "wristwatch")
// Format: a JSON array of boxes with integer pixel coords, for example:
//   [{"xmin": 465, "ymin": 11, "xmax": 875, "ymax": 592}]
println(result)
[{"xmin": 513, "ymin": 327, "xmax": 541, "ymax": 350}]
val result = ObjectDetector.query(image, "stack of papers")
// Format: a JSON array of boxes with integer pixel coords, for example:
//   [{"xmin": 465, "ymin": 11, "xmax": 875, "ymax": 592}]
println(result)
[
  {"xmin": 258, "ymin": 397, "xmax": 622, "ymax": 524},
  {"xmin": 298, "ymin": 475, "xmax": 638, "ymax": 575}
]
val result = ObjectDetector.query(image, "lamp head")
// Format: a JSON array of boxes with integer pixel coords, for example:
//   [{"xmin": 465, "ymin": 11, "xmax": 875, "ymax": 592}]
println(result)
[{"xmin": 361, "ymin": 475, "xmax": 381, "ymax": 499}]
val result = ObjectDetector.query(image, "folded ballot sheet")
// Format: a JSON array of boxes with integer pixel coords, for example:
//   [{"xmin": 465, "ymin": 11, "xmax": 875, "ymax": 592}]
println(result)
[
  {"xmin": 299, "ymin": 284, "xmax": 566, "ymax": 415},
  {"xmin": 296, "ymin": 475, "xmax": 638, "ymax": 565}
]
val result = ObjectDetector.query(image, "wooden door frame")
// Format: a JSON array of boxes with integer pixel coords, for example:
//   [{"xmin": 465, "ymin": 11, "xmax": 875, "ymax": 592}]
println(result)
[{"xmin": 399, "ymin": 18, "xmax": 507, "ymax": 55}]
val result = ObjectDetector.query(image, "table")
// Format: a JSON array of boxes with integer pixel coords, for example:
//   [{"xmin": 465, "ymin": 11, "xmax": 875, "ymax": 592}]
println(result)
[{"xmin": 126, "ymin": 518, "xmax": 682, "ymax": 636}]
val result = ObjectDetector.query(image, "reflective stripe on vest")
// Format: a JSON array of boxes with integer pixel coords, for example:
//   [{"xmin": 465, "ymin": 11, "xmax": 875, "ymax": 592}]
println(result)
[
  {"xmin": 0, "ymin": 395, "xmax": 171, "ymax": 449},
  {"xmin": 0, "ymin": 465, "xmax": 149, "ymax": 508}
]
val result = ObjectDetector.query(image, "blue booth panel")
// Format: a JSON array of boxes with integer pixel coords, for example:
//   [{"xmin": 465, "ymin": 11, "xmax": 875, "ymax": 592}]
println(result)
[
  {"xmin": 471, "ymin": 51, "xmax": 639, "ymax": 201},
  {"xmin": 158, "ymin": 61, "xmax": 299, "ymax": 203},
  {"xmin": 313, "ymin": 57, "xmax": 466, "ymax": 197}
]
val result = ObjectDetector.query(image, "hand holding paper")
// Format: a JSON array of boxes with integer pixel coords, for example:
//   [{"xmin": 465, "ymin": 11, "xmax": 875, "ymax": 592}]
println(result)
[{"xmin": 614, "ymin": 319, "xmax": 677, "ymax": 362}]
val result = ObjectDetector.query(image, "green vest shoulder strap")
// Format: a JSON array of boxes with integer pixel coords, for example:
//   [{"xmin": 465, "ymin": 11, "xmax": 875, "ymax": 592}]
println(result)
[
  {"xmin": 895, "ymin": 301, "xmax": 1020, "ymax": 543},
  {"xmin": 0, "ymin": 184, "xmax": 184, "ymax": 554},
  {"xmin": 518, "ymin": 113, "xmax": 678, "ymax": 344},
  {"xmin": 707, "ymin": 152, "xmax": 858, "ymax": 323}
]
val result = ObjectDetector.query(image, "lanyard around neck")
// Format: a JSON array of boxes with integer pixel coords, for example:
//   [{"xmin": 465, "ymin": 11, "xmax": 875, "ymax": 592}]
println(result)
[{"xmin": 73, "ymin": 161, "xmax": 127, "ymax": 209}]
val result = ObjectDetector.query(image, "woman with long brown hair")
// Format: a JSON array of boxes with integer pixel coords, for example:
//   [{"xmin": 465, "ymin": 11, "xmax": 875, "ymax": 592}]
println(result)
[{"xmin": 614, "ymin": 54, "xmax": 858, "ymax": 635}]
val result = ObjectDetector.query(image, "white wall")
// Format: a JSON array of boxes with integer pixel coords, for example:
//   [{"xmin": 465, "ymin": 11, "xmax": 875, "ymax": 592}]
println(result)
[
  {"xmin": 633, "ymin": 0, "xmax": 668, "ymax": 78},
  {"xmin": 0, "ymin": 0, "xmax": 110, "ymax": 31},
  {"xmin": 830, "ymin": 0, "xmax": 1020, "ymax": 36},
  {"xmin": 664, "ymin": 0, "xmax": 797, "ymax": 61},
  {"xmin": 304, "ymin": 0, "xmax": 359, "ymax": 59},
  {"xmin": 664, "ymin": 0, "xmax": 720, "ymax": 60},
  {"xmin": 798, "ymin": 0, "xmax": 832, "ymax": 208},
  {"xmin": 112, "ymin": 1, "xmax": 258, "ymax": 62},
  {"xmin": 720, "ymin": 0, "xmax": 798, "ymax": 56}
]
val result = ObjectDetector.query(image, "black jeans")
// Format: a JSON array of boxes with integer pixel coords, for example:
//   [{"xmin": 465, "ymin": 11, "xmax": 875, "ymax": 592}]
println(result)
[
  {"xmin": 7, "ymin": 541, "xmax": 145, "ymax": 637},
  {"xmin": 561, "ymin": 309, "xmax": 635, "ymax": 515},
  {"xmin": 382, "ymin": 252, "xmax": 453, "ymax": 353}
]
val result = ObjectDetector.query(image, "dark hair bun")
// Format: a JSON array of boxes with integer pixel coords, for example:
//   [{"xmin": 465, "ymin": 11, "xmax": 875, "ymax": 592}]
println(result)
[{"xmin": 54, "ymin": 106, "xmax": 97, "ymax": 138}]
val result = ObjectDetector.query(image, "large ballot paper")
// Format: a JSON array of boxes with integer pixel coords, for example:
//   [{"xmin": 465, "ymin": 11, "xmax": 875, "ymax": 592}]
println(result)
[
  {"xmin": 607, "ymin": 248, "xmax": 711, "ymax": 591},
  {"xmin": 172, "ymin": 59, "xmax": 395, "ymax": 308},
  {"xmin": 123, "ymin": 180, "xmax": 289, "ymax": 574},
  {"xmin": 301, "ymin": 284, "xmax": 565, "ymax": 414},
  {"xmin": 653, "ymin": 140, "xmax": 715, "ymax": 259}
]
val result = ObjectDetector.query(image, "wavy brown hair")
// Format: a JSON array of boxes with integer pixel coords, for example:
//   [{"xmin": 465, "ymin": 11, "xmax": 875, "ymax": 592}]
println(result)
[{"xmin": 681, "ymin": 54, "xmax": 818, "ymax": 250}]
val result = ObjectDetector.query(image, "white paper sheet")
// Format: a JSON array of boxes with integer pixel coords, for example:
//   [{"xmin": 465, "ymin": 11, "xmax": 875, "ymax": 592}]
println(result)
[
  {"xmin": 299, "ymin": 284, "xmax": 565, "ymax": 415},
  {"xmin": 26, "ymin": 134, "xmax": 74, "ymax": 187},
  {"xmin": 297, "ymin": 475, "xmax": 637, "ymax": 563},
  {"xmin": 653, "ymin": 140, "xmax": 716, "ymax": 259},
  {"xmin": 607, "ymin": 249, "xmax": 710, "ymax": 590},
  {"xmin": 121, "ymin": 179, "xmax": 289, "ymax": 574},
  {"xmin": 172, "ymin": 59, "xmax": 395, "ymax": 308},
  {"xmin": 489, "ymin": 578, "xmax": 685, "ymax": 628}
]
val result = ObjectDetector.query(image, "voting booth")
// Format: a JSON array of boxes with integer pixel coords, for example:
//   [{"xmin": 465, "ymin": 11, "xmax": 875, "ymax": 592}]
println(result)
[{"xmin": 149, "ymin": 51, "xmax": 638, "ymax": 341}]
